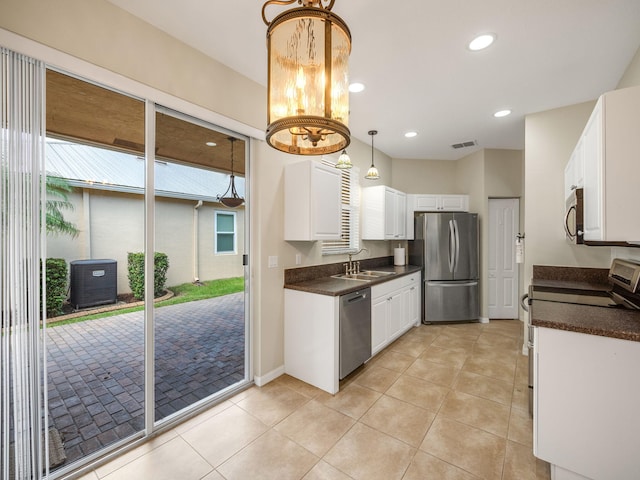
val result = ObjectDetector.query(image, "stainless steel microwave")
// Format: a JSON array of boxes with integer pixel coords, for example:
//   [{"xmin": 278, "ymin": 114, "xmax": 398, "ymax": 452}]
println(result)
[{"xmin": 564, "ymin": 187, "xmax": 584, "ymax": 244}]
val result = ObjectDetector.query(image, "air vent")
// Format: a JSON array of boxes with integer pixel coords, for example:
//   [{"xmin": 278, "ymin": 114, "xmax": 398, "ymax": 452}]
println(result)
[{"xmin": 451, "ymin": 140, "xmax": 478, "ymax": 149}]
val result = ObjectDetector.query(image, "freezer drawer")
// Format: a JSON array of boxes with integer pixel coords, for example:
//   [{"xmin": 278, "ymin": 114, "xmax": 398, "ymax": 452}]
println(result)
[{"xmin": 425, "ymin": 280, "xmax": 479, "ymax": 322}]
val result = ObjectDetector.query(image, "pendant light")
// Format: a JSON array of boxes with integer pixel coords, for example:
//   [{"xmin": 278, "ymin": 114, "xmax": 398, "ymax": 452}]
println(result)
[
  {"xmin": 365, "ymin": 130, "xmax": 380, "ymax": 180},
  {"xmin": 219, "ymin": 137, "xmax": 244, "ymax": 208},
  {"xmin": 262, "ymin": 0, "xmax": 351, "ymax": 155},
  {"xmin": 335, "ymin": 149, "xmax": 352, "ymax": 169}
]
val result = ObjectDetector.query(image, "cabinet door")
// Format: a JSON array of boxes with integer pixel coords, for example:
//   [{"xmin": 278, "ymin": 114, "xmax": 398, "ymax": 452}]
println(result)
[
  {"xmin": 387, "ymin": 291, "xmax": 404, "ymax": 342},
  {"xmin": 414, "ymin": 194, "xmax": 440, "ymax": 211},
  {"xmin": 371, "ymin": 296, "xmax": 388, "ymax": 355},
  {"xmin": 440, "ymin": 195, "xmax": 468, "ymax": 212},
  {"xmin": 395, "ymin": 191, "xmax": 407, "ymax": 239},
  {"xmin": 405, "ymin": 280, "xmax": 419, "ymax": 328},
  {"xmin": 312, "ymin": 163, "xmax": 342, "ymax": 239},
  {"xmin": 582, "ymin": 101, "xmax": 603, "ymax": 241},
  {"xmin": 384, "ymin": 188, "xmax": 397, "ymax": 239},
  {"xmin": 535, "ymin": 327, "xmax": 640, "ymax": 479}
]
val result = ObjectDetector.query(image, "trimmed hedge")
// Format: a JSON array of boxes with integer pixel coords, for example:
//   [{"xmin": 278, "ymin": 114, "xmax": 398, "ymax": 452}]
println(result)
[
  {"xmin": 44, "ymin": 258, "xmax": 68, "ymax": 317},
  {"xmin": 127, "ymin": 252, "xmax": 169, "ymax": 300}
]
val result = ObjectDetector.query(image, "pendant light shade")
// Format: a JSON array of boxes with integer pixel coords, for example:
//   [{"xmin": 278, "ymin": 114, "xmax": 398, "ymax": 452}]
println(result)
[
  {"xmin": 335, "ymin": 149, "xmax": 352, "ymax": 169},
  {"xmin": 365, "ymin": 130, "xmax": 380, "ymax": 180},
  {"xmin": 219, "ymin": 137, "xmax": 245, "ymax": 208},
  {"xmin": 262, "ymin": 0, "xmax": 351, "ymax": 155}
]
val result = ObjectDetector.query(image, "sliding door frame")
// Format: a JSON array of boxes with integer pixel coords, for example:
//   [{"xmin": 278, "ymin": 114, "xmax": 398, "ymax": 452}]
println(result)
[{"xmin": 0, "ymin": 27, "xmax": 256, "ymax": 479}]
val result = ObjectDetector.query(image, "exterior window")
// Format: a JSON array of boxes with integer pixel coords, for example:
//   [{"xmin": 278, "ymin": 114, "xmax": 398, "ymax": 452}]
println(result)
[
  {"xmin": 321, "ymin": 158, "xmax": 360, "ymax": 255},
  {"xmin": 215, "ymin": 211, "xmax": 236, "ymax": 254}
]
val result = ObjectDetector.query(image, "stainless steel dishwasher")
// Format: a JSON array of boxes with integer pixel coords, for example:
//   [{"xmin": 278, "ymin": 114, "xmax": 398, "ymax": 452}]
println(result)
[{"xmin": 339, "ymin": 288, "xmax": 372, "ymax": 379}]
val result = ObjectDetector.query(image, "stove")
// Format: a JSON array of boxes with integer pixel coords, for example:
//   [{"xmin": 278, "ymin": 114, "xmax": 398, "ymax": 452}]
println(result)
[{"xmin": 528, "ymin": 258, "xmax": 640, "ymax": 310}]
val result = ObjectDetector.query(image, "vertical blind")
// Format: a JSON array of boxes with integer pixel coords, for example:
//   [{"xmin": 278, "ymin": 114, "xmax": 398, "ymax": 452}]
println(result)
[
  {"xmin": 1, "ymin": 47, "xmax": 48, "ymax": 480},
  {"xmin": 321, "ymin": 159, "xmax": 360, "ymax": 254}
]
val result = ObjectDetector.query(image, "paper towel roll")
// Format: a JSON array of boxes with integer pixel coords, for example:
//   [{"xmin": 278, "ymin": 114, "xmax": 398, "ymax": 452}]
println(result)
[{"xmin": 394, "ymin": 247, "xmax": 405, "ymax": 266}]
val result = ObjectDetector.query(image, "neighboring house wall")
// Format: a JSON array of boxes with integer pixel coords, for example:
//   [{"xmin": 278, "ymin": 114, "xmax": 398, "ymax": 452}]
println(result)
[{"xmin": 47, "ymin": 188, "xmax": 244, "ymax": 294}]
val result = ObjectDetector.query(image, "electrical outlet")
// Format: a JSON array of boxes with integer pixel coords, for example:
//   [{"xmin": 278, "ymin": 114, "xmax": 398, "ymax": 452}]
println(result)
[
  {"xmin": 268, "ymin": 255, "xmax": 278, "ymax": 268},
  {"xmin": 295, "ymin": 254, "xmax": 302, "ymax": 265}
]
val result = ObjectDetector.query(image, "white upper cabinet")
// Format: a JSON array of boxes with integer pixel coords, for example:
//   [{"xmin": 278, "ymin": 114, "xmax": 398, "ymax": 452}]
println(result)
[
  {"xmin": 564, "ymin": 136, "xmax": 584, "ymax": 201},
  {"xmin": 362, "ymin": 185, "xmax": 407, "ymax": 240},
  {"xmin": 284, "ymin": 160, "xmax": 342, "ymax": 241},
  {"xmin": 411, "ymin": 194, "xmax": 469, "ymax": 212},
  {"xmin": 405, "ymin": 194, "xmax": 469, "ymax": 239},
  {"xmin": 579, "ymin": 86, "xmax": 640, "ymax": 243}
]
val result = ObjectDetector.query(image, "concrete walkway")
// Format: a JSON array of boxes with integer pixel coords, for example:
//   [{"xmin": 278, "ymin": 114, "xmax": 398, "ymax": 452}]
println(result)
[{"xmin": 46, "ymin": 292, "xmax": 245, "ymax": 466}]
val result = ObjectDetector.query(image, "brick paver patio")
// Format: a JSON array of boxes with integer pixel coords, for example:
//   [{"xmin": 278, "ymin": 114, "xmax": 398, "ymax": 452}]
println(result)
[{"xmin": 46, "ymin": 292, "xmax": 245, "ymax": 466}]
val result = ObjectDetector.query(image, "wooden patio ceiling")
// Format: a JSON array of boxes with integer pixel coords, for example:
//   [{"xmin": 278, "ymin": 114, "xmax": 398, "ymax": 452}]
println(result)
[{"xmin": 46, "ymin": 70, "xmax": 246, "ymax": 175}]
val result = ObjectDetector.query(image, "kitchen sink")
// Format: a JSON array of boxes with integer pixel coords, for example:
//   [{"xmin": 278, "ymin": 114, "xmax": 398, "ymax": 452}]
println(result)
[
  {"xmin": 332, "ymin": 274, "xmax": 374, "ymax": 281},
  {"xmin": 332, "ymin": 270, "xmax": 397, "ymax": 281},
  {"xmin": 360, "ymin": 270, "xmax": 396, "ymax": 277}
]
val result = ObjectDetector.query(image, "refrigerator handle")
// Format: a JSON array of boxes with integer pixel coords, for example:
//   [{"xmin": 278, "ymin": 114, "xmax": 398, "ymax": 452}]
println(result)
[
  {"xmin": 448, "ymin": 220, "xmax": 455, "ymax": 272},
  {"xmin": 454, "ymin": 219, "xmax": 460, "ymax": 273}
]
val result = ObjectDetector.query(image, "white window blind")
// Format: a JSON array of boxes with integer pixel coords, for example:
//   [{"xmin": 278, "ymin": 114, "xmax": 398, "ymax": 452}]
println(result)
[
  {"xmin": 321, "ymin": 158, "xmax": 360, "ymax": 255},
  {"xmin": 1, "ymin": 48, "xmax": 48, "ymax": 480}
]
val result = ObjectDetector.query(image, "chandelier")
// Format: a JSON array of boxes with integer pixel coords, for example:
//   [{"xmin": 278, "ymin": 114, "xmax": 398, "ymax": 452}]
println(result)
[
  {"xmin": 262, "ymin": 0, "xmax": 351, "ymax": 155},
  {"xmin": 219, "ymin": 137, "xmax": 245, "ymax": 208},
  {"xmin": 365, "ymin": 130, "xmax": 380, "ymax": 180}
]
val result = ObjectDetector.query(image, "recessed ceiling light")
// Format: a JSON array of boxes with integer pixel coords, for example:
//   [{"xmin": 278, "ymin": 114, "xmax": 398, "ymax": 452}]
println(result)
[
  {"xmin": 494, "ymin": 109, "xmax": 512, "ymax": 118},
  {"xmin": 349, "ymin": 82, "xmax": 365, "ymax": 93},
  {"xmin": 468, "ymin": 34, "xmax": 495, "ymax": 51},
  {"xmin": 205, "ymin": 141, "xmax": 217, "ymax": 147},
  {"xmin": 404, "ymin": 131, "xmax": 418, "ymax": 138}
]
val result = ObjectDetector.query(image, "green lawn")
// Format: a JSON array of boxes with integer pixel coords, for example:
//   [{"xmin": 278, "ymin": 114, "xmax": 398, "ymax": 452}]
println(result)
[{"xmin": 48, "ymin": 277, "xmax": 244, "ymax": 327}]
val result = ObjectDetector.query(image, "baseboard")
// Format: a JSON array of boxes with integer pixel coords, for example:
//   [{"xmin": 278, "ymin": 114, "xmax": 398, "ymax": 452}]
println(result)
[
  {"xmin": 254, "ymin": 365, "xmax": 285, "ymax": 387},
  {"xmin": 479, "ymin": 317, "xmax": 489, "ymax": 324}
]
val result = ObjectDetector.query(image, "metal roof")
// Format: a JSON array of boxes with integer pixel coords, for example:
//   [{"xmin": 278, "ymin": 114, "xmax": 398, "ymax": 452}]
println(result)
[{"xmin": 45, "ymin": 140, "xmax": 245, "ymax": 203}]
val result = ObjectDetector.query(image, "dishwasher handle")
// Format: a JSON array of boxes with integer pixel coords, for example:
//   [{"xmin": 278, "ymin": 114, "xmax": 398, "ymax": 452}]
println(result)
[{"xmin": 346, "ymin": 292, "xmax": 368, "ymax": 303}]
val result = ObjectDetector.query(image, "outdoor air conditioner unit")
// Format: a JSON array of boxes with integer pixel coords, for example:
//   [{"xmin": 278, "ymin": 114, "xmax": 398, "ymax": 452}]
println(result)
[{"xmin": 70, "ymin": 259, "xmax": 117, "ymax": 309}]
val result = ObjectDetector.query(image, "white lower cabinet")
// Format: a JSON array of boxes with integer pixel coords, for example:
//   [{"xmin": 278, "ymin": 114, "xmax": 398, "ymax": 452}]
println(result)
[
  {"xmin": 371, "ymin": 274, "xmax": 421, "ymax": 355},
  {"xmin": 284, "ymin": 289, "xmax": 340, "ymax": 394},
  {"xmin": 534, "ymin": 327, "xmax": 640, "ymax": 479},
  {"xmin": 284, "ymin": 272, "xmax": 421, "ymax": 394}
]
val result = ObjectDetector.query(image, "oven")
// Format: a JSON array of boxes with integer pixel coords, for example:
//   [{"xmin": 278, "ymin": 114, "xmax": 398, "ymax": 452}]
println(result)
[{"xmin": 564, "ymin": 187, "xmax": 584, "ymax": 244}]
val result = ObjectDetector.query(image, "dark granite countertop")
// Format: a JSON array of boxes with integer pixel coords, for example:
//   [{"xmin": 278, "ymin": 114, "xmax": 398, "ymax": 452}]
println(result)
[
  {"xmin": 531, "ymin": 300, "xmax": 640, "ymax": 342},
  {"xmin": 531, "ymin": 278, "xmax": 611, "ymax": 294},
  {"xmin": 530, "ymin": 264, "xmax": 640, "ymax": 342},
  {"xmin": 284, "ymin": 264, "xmax": 422, "ymax": 296}
]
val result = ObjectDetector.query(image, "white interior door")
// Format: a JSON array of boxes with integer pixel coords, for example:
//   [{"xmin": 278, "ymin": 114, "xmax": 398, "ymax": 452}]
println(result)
[{"xmin": 488, "ymin": 198, "xmax": 520, "ymax": 319}]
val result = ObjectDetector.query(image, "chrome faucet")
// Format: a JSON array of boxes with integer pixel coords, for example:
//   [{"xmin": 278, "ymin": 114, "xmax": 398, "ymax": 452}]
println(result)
[{"xmin": 344, "ymin": 248, "xmax": 369, "ymax": 275}]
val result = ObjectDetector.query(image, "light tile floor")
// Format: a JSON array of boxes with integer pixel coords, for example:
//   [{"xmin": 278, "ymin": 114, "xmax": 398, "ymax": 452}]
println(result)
[{"xmin": 76, "ymin": 320, "xmax": 550, "ymax": 480}]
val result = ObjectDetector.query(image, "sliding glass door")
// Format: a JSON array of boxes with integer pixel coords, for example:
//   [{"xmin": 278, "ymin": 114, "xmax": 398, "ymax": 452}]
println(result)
[
  {"xmin": 153, "ymin": 109, "xmax": 248, "ymax": 424},
  {"xmin": 39, "ymin": 71, "xmax": 250, "ymax": 475}
]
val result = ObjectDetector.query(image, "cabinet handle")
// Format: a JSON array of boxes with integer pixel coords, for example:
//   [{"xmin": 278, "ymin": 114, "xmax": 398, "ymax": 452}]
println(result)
[{"xmin": 410, "ymin": 287, "xmax": 415, "ymax": 291}]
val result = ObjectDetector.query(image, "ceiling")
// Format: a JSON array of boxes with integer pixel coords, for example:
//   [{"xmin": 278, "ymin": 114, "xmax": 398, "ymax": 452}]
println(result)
[
  {"xmin": 47, "ymin": 70, "xmax": 246, "ymax": 175},
  {"xmin": 105, "ymin": 0, "xmax": 640, "ymax": 160}
]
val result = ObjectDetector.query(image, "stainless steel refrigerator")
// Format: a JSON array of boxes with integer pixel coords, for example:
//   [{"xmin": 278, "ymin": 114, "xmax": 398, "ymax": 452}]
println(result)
[{"xmin": 408, "ymin": 212, "xmax": 479, "ymax": 323}]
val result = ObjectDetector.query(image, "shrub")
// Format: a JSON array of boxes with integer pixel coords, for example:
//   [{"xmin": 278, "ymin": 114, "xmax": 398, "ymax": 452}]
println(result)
[
  {"xmin": 44, "ymin": 258, "xmax": 68, "ymax": 317},
  {"xmin": 127, "ymin": 252, "xmax": 170, "ymax": 300}
]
